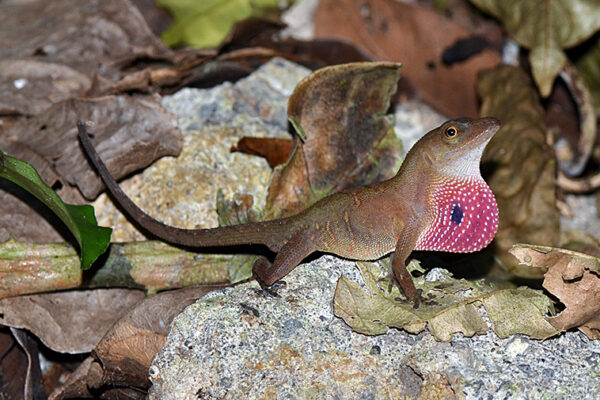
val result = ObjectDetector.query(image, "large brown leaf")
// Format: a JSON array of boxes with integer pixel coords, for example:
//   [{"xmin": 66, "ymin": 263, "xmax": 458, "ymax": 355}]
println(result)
[
  {"xmin": 478, "ymin": 65, "xmax": 559, "ymax": 278},
  {"xmin": 314, "ymin": 0, "xmax": 501, "ymax": 117},
  {"xmin": 266, "ymin": 62, "xmax": 402, "ymax": 218},
  {"xmin": 0, "ymin": 289, "xmax": 145, "ymax": 354},
  {"xmin": 83, "ymin": 286, "xmax": 222, "ymax": 395},
  {"xmin": 1, "ymin": 95, "xmax": 182, "ymax": 201}
]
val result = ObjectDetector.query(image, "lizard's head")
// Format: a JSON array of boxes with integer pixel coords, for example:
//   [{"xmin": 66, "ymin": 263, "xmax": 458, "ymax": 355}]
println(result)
[
  {"xmin": 424, "ymin": 117, "xmax": 501, "ymax": 178},
  {"xmin": 414, "ymin": 117, "xmax": 501, "ymax": 254}
]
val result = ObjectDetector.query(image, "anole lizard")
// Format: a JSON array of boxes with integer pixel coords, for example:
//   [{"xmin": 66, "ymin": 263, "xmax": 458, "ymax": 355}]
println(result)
[{"xmin": 77, "ymin": 117, "xmax": 500, "ymax": 305}]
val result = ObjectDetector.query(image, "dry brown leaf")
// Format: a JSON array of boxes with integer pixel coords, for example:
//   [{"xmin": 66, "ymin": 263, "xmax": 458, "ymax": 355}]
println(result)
[
  {"xmin": 90, "ymin": 286, "xmax": 223, "ymax": 392},
  {"xmin": 314, "ymin": 0, "xmax": 502, "ymax": 117},
  {"xmin": 478, "ymin": 65, "xmax": 559, "ymax": 278},
  {"xmin": 0, "ymin": 329, "xmax": 45, "ymax": 399},
  {"xmin": 1, "ymin": 95, "xmax": 182, "ymax": 202},
  {"xmin": 510, "ymin": 244, "xmax": 600, "ymax": 339},
  {"xmin": 230, "ymin": 137, "xmax": 295, "ymax": 168},
  {"xmin": 0, "ymin": 0, "xmax": 171, "ymax": 80},
  {"xmin": 0, "ymin": 289, "xmax": 145, "ymax": 354},
  {"xmin": 554, "ymin": 63, "xmax": 598, "ymax": 177},
  {"xmin": 0, "ymin": 60, "xmax": 91, "ymax": 117},
  {"xmin": 266, "ymin": 62, "xmax": 402, "ymax": 219},
  {"xmin": 48, "ymin": 357, "xmax": 95, "ymax": 400},
  {"xmin": 0, "ymin": 181, "xmax": 66, "ymax": 243}
]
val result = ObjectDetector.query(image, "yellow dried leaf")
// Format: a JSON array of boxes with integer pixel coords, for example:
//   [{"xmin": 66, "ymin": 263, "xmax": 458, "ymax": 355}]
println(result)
[{"xmin": 333, "ymin": 260, "xmax": 559, "ymax": 341}]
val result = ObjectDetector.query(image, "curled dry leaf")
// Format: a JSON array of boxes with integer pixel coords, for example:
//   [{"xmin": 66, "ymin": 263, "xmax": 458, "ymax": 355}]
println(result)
[
  {"xmin": 553, "ymin": 63, "xmax": 597, "ymax": 177},
  {"xmin": 333, "ymin": 261, "xmax": 558, "ymax": 341},
  {"xmin": 0, "ymin": 329, "xmax": 45, "ymax": 400},
  {"xmin": 266, "ymin": 62, "xmax": 403, "ymax": 219},
  {"xmin": 577, "ymin": 38, "xmax": 600, "ymax": 111},
  {"xmin": 220, "ymin": 62, "xmax": 403, "ymax": 282},
  {"xmin": 88, "ymin": 286, "xmax": 223, "ymax": 393},
  {"xmin": 314, "ymin": 0, "xmax": 501, "ymax": 117},
  {"xmin": 469, "ymin": 0, "xmax": 600, "ymax": 97},
  {"xmin": 478, "ymin": 65, "xmax": 559, "ymax": 278},
  {"xmin": 510, "ymin": 243, "xmax": 600, "ymax": 339}
]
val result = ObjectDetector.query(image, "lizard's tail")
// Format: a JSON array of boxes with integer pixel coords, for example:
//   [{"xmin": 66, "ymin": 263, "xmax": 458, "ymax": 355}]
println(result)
[{"xmin": 77, "ymin": 122, "xmax": 288, "ymax": 251}]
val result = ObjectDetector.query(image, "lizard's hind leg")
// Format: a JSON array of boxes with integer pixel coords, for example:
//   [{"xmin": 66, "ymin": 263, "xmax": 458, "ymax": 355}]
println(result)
[{"xmin": 254, "ymin": 229, "xmax": 315, "ymax": 286}]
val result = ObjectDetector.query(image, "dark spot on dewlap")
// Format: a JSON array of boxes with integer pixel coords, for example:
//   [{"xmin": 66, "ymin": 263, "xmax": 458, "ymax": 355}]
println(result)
[
  {"xmin": 451, "ymin": 204, "xmax": 463, "ymax": 224},
  {"xmin": 415, "ymin": 178, "xmax": 498, "ymax": 253}
]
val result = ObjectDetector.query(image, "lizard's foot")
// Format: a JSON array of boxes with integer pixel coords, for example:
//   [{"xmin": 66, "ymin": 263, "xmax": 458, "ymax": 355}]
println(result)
[
  {"xmin": 253, "ymin": 258, "xmax": 284, "ymax": 297},
  {"xmin": 256, "ymin": 281, "xmax": 283, "ymax": 297},
  {"xmin": 399, "ymin": 279, "xmax": 422, "ymax": 308},
  {"xmin": 388, "ymin": 270, "xmax": 422, "ymax": 308}
]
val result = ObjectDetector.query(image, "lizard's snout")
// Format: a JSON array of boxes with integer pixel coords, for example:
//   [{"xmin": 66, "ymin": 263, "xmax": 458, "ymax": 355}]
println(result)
[
  {"xmin": 476, "ymin": 117, "xmax": 501, "ymax": 141},
  {"xmin": 481, "ymin": 116, "xmax": 501, "ymax": 132}
]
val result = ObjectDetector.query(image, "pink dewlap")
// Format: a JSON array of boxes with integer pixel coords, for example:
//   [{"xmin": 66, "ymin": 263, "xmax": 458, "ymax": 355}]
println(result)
[{"xmin": 415, "ymin": 177, "xmax": 498, "ymax": 253}]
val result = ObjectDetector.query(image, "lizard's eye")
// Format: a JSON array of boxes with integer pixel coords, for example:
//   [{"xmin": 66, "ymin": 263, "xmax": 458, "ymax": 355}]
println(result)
[{"xmin": 444, "ymin": 126, "xmax": 458, "ymax": 138}]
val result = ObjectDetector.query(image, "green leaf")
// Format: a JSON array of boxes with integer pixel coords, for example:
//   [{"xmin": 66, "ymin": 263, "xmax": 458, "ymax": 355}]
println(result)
[
  {"xmin": 0, "ymin": 150, "xmax": 111, "ymax": 269},
  {"xmin": 480, "ymin": 289, "xmax": 558, "ymax": 339},
  {"xmin": 468, "ymin": 0, "xmax": 600, "ymax": 96},
  {"xmin": 157, "ymin": 0, "xmax": 283, "ymax": 48}
]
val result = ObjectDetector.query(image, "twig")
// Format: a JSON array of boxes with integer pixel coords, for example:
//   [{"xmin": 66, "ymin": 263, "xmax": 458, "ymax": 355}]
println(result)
[
  {"xmin": 0, "ymin": 239, "xmax": 231, "ymax": 299},
  {"xmin": 557, "ymin": 170, "xmax": 600, "ymax": 193}
]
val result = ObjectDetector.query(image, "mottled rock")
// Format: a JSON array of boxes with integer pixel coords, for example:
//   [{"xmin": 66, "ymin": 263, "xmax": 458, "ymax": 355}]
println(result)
[
  {"xmin": 93, "ymin": 58, "xmax": 310, "ymax": 241},
  {"xmin": 149, "ymin": 256, "xmax": 600, "ymax": 399}
]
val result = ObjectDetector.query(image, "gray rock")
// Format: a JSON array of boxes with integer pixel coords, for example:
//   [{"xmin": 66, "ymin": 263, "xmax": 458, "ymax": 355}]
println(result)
[
  {"xmin": 561, "ymin": 194, "xmax": 600, "ymax": 240},
  {"xmin": 149, "ymin": 256, "xmax": 600, "ymax": 399}
]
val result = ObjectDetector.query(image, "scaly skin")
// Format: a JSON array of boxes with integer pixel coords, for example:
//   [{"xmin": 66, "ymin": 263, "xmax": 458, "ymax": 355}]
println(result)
[{"xmin": 77, "ymin": 117, "xmax": 500, "ymax": 305}]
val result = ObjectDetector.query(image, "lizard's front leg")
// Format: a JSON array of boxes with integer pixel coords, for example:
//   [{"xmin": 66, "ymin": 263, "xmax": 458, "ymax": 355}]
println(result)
[{"xmin": 391, "ymin": 226, "xmax": 421, "ymax": 306}]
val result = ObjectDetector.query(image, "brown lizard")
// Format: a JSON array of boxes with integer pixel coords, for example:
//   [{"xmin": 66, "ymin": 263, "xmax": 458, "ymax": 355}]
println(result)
[{"xmin": 77, "ymin": 117, "xmax": 500, "ymax": 304}]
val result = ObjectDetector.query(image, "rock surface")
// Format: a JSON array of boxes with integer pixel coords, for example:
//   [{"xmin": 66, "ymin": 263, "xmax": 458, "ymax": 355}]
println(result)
[
  {"xmin": 93, "ymin": 58, "xmax": 307, "ymax": 241},
  {"xmin": 149, "ymin": 256, "xmax": 600, "ymax": 399}
]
